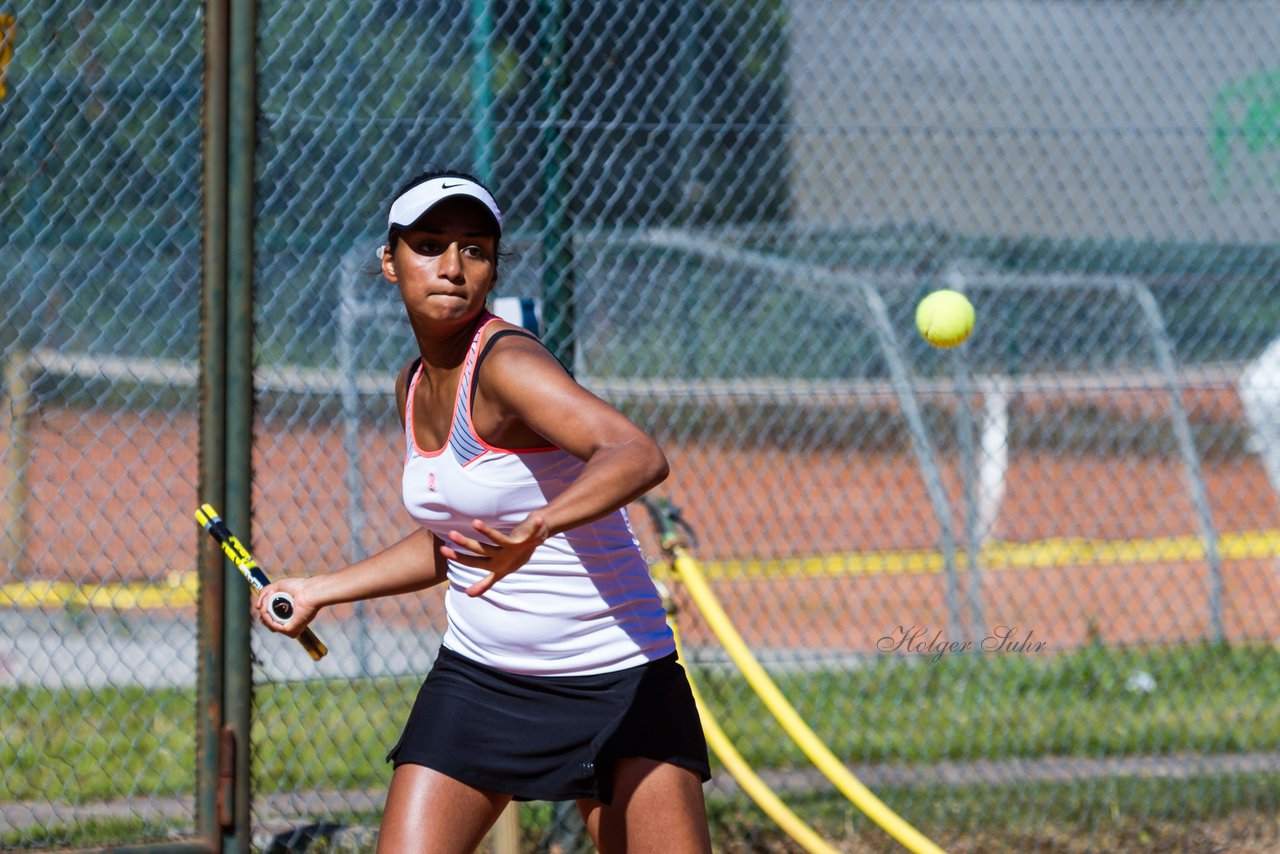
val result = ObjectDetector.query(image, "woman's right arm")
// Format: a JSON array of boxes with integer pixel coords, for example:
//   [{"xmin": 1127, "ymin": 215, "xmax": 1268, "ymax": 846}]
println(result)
[
  {"xmin": 256, "ymin": 527, "xmax": 448, "ymax": 637},
  {"xmin": 259, "ymin": 357, "xmax": 436, "ymax": 637}
]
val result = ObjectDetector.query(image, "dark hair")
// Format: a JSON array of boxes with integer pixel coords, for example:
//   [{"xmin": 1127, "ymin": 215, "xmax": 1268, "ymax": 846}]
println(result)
[{"xmin": 385, "ymin": 168, "xmax": 501, "ymax": 250}]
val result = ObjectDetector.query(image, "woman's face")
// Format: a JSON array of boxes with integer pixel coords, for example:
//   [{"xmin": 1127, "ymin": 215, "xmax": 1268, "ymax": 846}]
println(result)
[{"xmin": 382, "ymin": 196, "xmax": 499, "ymax": 325}]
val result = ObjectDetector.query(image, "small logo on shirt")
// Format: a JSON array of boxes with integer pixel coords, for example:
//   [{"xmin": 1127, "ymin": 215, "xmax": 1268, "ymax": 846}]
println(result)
[{"xmin": 427, "ymin": 472, "xmax": 437, "ymax": 491}]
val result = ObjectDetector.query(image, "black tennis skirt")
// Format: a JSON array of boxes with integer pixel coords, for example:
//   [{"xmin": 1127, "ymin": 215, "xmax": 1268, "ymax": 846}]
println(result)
[{"xmin": 386, "ymin": 645, "xmax": 711, "ymax": 804}]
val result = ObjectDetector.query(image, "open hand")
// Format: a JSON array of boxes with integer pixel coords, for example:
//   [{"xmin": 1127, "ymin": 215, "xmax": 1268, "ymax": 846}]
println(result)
[{"xmin": 442, "ymin": 515, "xmax": 550, "ymax": 597}]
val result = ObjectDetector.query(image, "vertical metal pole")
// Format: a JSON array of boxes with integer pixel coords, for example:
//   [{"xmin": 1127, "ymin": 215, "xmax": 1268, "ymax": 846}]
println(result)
[
  {"xmin": 8, "ymin": 18, "xmax": 50, "ymax": 546},
  {"xmin": 1128, "ymin": 281, "xmax": 1223, "ymax": 641},
  {"xmin": 3, "ymin": 13, "xmax": 41, "ymax": 587},
  {"xmin": 199, "ymin": 0, "xmax": 229, "ymax": 846},
  {"xmin": 953, "ymin": 342, "xmax": 987, "ymax": 642},
  {"xmin": 539, "ymin": 0, "xmax": 574, "ymax": 369},
  {"xmin": 1, "ymin": 351, "xmax": 32, "ymax": 579},
  {"xmin": 471, "ymin": 0, "xmax": 495, "ymax": 183},
  {"xmin": 944, "ymin": 270, "xmax": 985, "ymax": 642},
  {"xmin": 339, "ymin": 251, "xmax": 371, "ymax": 677},
  {"xmin": 975, "ymin": 375, "xmax": 1009, "ymax": 625},
  {"xmin": 855, "ymin": 283, "xmax": 964, "ymax": 641},
  {"xmin": 224, "ymin": 0, "xmax": 257, "ymax": 848},
  {"xmin": 673, "ymin": 0, "xmax": 704, "ymax": 371},
  {"xmin": 672, "ymin": 0, "xmax": 697, "ymax": 222},
  {"xmin": 539, "ymin": 5, "xmax": 582, "ymax": 849}
]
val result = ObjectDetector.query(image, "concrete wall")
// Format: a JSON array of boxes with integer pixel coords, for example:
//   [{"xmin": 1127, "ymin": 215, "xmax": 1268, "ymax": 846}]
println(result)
[{"xmin": 787, "ymin": 1, "xmax": 1280, "ymax": 243}]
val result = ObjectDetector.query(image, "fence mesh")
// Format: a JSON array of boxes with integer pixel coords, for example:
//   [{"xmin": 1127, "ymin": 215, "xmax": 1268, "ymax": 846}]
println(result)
[
  {"xmin": 0, "ymin": 1, "xmax": 205, "ymax": 848},
  {"xmin": 3, "ymin": 1, "xmax": 1280, "ymax": 851}
]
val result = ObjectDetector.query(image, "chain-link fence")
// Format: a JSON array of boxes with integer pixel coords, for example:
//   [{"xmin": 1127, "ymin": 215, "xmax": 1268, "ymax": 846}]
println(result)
[
  {"xmin": 0, "ymin": 1, "xmax": 208, "ymax": 849},
  {"xmin": 3, "ymin": 1, "xmax": 1280, "ymax": 851}
]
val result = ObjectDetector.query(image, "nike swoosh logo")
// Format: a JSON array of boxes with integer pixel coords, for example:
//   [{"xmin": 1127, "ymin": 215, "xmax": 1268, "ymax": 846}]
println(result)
[{"xmin": 440, "ymin": 181, "xmax": 469, "ymax": 189}]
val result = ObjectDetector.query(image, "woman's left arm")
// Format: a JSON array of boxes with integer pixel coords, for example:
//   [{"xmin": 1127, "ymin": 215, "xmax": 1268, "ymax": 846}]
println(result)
[{"xmin": 441, "ymin": 333, "xmax": 669, "ymax": 595}]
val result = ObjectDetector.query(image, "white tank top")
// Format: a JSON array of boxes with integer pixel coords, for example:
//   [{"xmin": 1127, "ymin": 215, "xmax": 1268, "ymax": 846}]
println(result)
[{"xmin": 401, "ymin": 314, "xmax": 675, "ymax": 675}]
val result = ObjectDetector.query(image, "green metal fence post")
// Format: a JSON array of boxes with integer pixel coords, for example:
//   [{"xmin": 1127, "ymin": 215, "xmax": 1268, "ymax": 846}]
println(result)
[
  {"xmin": 224, "ymin": 0, "xmax": 258, "ymax": 848},
  {"xmin": 199, "ymin": 0, "xmax": 229, "ymax": 848},
  {"xmin": 539, "ymin": 0, "xmax": 573, "ymax": 370},
  {"xmin": 539, "ymin": 6, "xmax": 581, "ymax": 847},
  {"xmin": 471, "ymin": 0, "xmax": 495, "ymax": 183}
]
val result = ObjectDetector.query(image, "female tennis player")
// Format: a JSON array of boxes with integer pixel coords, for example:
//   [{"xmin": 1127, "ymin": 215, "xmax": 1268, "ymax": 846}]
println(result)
[{"xmin": 256, "ymin": 169, "xmax": 712, "ymax": 853}]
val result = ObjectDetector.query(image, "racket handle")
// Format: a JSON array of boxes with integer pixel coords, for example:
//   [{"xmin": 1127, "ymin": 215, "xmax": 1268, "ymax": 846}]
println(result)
[
  {"xmin": 269, "ymin": 592, "xmax": 329, "ymax": 661},
  {"xmin": 298, "ymin": 627, "xmax": 329, "ymax": 661}
]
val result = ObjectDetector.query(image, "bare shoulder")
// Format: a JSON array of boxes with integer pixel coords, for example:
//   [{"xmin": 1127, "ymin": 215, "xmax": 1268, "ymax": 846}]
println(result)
[
  {"xmin": 394, "ymin": 358, "xmax": 419, "ymax": 429},
  {"xmin": 475, "ymin": 319, "xmax": 660, "ymax": 459},
  {"xmin": 479, "ymin": 320, "xmax": 570, "ymax": 378},
  {"xmin": 474, "ymin": 320, "xmax": 599, "ymax": 419}
]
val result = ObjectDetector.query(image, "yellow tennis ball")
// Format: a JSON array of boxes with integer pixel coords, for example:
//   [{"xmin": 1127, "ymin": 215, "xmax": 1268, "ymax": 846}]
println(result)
[{"xmin": 915, "ymin": 289, "xmax": 975, "ymax": 348}]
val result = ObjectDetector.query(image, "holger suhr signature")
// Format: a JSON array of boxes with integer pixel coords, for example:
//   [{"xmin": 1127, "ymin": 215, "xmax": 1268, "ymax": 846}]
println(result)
[{"xmin": 877, "ymin": 625, "xmax": 1048, "ymax": 662}]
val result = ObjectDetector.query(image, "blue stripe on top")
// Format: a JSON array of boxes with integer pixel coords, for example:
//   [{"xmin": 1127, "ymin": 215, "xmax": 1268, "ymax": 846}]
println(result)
[{"xmin": 449, "ymin": 314, "xmax": 498, "ymax": 466}]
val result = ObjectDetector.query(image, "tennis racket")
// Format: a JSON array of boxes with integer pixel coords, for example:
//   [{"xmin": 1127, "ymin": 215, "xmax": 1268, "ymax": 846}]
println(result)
[{"xmin": 195, "ymin": 502, "xmax": 328, "ymax": 661}]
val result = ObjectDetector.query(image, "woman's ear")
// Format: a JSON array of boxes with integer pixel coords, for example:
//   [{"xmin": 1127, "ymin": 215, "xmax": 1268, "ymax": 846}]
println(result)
[{"xmin": 380, "ymin": 244, "xmax": 398, "ymax": 282}]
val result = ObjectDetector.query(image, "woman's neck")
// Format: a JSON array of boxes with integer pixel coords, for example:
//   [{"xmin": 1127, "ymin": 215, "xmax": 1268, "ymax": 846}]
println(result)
[{"xmin": 410, "ymin": 310, "xmax": 490, "ymax": 369}]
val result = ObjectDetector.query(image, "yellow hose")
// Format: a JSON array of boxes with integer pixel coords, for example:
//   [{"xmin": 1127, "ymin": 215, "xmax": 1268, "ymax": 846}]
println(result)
[
  {"xmin": 671, "ymin": 546, "xmax": 947, "ymax": 854},
  {"xmin": 664, "ymin": 592, "xmax": 841, "ymax": 854}
]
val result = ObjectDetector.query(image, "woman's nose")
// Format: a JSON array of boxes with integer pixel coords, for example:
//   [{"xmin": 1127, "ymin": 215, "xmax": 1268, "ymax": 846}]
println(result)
[{"xmin": 438, "ymin": 242, "xmax": 463, "ymax": 278}]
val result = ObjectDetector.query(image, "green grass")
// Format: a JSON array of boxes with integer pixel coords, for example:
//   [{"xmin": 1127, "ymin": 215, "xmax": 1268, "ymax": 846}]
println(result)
[
  {"xmin": 0, "ymin": 676, "xmax": 423, "ymax": 803},
  {"xmin": 1, "ymin": 683, "xmax": 197, "ymax": 802},
  {"xmin": 9, "ymin": 777, "xmax": 1276, "ymax": 854},
  {"xmin": 706, "ymin": 772, "xmax": 1280, "ymax": 853},
  {"xmin": 0, "ymin": 816, "xmax": 186, "ymax": 851},
  {"xmin": 2, "ymin": 642, "xmax": 1277, "ymax": 808},
  {"xmin": 251, "ymin": 676, "xmax": 421, "ymax": 793},
  {"xmin": 696, "ymin": 640, "xmax": 1280, "ymax": 767}
]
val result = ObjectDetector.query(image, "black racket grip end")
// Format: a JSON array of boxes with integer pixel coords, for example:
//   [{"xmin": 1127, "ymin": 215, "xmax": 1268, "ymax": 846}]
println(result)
[
  {"xmin": 269, "ymin": 592, "xmax": 295, "ymax": 623},
  {"xmin": 269, "ymin": 593, "xmax": 328, "ymax": 661}
]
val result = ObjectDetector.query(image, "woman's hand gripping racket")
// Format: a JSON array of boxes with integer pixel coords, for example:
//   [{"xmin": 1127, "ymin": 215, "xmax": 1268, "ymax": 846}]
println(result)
[{"xmin": 194, "ymin": 503, "xmax": 328, "ymax": 661}]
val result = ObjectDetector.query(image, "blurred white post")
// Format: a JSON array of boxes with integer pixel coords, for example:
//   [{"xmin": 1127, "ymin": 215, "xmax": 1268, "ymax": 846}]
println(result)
[
  {"xmin": 1239, "ymin": 337, "xmax": 1280, "ymax": 498},
  {"xmin": 976, "ymin": 376, "xmax": 1009, "ymax": 545},
  {"xmin": 490, "ymin": 804, "xmax": 520, "ymax": 854}
]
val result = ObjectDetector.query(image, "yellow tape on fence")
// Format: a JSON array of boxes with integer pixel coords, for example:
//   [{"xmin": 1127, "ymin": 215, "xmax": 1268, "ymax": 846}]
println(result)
[
  {"xmin": 0, "ymin": 572, "xmax": 198, "ymax": 609},
  {"xmin": 5, "ymin": 526, "xmax": 1277, "ymax": 611},
  {"xmin": 650, "ymin": 528, "xmax": 1280, "ymax": 581}
]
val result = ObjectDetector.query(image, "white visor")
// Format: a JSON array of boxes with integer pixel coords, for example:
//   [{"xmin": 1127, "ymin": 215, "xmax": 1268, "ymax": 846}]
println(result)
[{"xmin": 387, "ymin": 177, "xmax": 503, "ymax": 235}]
